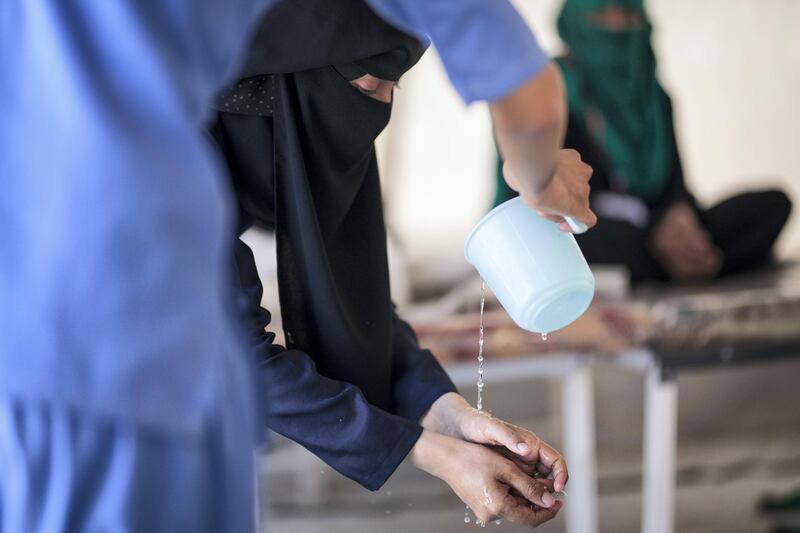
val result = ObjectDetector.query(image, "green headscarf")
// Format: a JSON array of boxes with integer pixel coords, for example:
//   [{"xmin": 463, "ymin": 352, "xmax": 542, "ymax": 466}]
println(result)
[{"xmin": 557, "ymin": 0, "xmax": 673, "ymax": 199}]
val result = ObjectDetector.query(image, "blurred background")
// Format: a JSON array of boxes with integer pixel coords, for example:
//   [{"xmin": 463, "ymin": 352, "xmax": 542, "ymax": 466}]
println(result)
[
  {"xmin": 250, "ymin": 0, "xmax": 800, "ymax": 531},
  {"xmin": 379, "ymin": 0, "xmax": 799, "ymax": 277}
]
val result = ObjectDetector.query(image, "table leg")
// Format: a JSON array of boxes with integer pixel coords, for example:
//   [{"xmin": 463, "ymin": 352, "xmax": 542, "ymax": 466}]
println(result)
[
  {"xmin": 563, "ymin": 361, "xmax": 598, "ymax": 533},
  {"xmin": 642, "ymin": 366, "xmax": 678, "ymax": 533}
]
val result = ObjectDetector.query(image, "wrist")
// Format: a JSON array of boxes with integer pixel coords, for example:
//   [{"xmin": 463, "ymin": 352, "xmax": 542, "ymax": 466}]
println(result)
[
  {"xmin": 419, "ymin": 392, "xmax": 471, "ymax": 438},
  {"xmin": 410, "ymin": 429, "xmax": 456, "ymax": 480}
]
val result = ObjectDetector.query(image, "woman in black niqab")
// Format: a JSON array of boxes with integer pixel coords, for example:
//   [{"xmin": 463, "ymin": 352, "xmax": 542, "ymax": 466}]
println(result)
[{"xmin": 209, "ymin": 0, "xmax": 457, "ymax": 489}]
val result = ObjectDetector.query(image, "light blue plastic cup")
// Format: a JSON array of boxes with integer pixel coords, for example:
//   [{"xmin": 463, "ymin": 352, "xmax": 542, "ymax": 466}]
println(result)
[{"xmin": 464, "ymin": 197, "xmax": 595, "ymax": 333}]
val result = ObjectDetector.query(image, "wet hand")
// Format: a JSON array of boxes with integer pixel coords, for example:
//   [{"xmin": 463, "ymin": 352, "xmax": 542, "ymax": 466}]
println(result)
[
  {"xmin": 411, "ymin": 430, "xmax": 562, "ymax": 528},
  {"xmin": 503, "ymin": 149, "xmax": 596, "ymax": 233},
  {"xmin": 421, "ymin": 393, "xmax": 568, "ymax": 493}
]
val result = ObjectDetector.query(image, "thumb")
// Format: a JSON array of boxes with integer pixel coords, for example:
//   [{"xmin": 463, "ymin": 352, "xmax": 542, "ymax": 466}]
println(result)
[{"xmin": 481, "ymin": 418, "xmax": 536, "ymax": 458}]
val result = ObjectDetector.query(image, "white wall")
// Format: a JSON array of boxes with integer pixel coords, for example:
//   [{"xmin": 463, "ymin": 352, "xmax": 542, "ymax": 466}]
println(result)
[{"xmin": 378, "ymin": 0, "xmax": 800, "ymax": 269}]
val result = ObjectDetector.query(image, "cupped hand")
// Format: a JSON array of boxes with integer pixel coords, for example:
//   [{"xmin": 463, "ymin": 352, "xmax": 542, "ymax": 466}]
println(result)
[
  {"xmin": 411, "ymin": 430, "xmax": 563, "ymax": 527},
  {"xmin": 421, "ymin": 393, "xmax": 568, "ymax": 493}
]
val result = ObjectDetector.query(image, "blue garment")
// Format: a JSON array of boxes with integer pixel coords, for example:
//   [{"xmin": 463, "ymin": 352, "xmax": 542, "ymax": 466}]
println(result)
[
  {"xmin": 1, "ymin": 1, "xmax": 269, "ymax": 529},
  {"xmin": 0, "ymin": 366, "xmax": 258, "ymax": 532},
  {"xmin": 365, "ymin": 0, "xmax": 550, "ymax": 103},
  {"xmin": 0, "ymin": 0, "xmax": 273, "ymax": 434}
]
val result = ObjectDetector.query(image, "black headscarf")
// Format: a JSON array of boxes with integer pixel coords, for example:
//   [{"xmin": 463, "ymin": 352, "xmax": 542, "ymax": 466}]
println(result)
[{"xmin": 217, "ymin": 0, "xmax": 426, "ymax": 409}]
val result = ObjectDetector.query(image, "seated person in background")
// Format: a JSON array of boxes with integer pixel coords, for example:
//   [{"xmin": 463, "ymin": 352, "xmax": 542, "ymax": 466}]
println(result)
[{"xmin": 496, "ymin": 0, "xmax": 792, "ymax": 282}]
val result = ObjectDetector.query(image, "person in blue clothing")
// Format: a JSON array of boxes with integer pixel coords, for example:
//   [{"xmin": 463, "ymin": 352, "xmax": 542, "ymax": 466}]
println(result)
[{"xmin": 1, "ymin": 0, "xmax": 594, "ymax": 531}]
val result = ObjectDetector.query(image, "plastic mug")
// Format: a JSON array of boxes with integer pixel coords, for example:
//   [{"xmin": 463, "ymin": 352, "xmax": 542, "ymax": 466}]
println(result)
[{"xmin": 464, "ymin": 197, "xmax": 595, "ymax": 333}]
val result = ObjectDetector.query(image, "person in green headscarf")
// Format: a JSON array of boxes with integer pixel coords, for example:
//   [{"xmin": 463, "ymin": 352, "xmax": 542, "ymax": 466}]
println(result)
[{"xmin": 496, "ymin": 0, "xmax": 792, "ymax": 282}]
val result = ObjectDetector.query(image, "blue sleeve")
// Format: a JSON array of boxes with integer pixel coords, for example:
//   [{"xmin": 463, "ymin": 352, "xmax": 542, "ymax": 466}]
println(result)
[
  {"xmin": 233, "ymin": 240, "xmax": 423, "ymax": 491},
  {"xmin": 363, "ymin": 0, "xmax": 550, "ymax": 103}
]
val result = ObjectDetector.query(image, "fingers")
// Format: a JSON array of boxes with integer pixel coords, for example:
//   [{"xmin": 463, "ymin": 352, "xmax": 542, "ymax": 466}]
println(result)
[
  {"xmin": 500, "ymin": 464, "xmax": 557, "ymax": 509},
  {"xmin": 454, "ymin": 443, "xmax": 562, "ymax": 529},
  {"xmin": 536, "ymin": 441, "xmax": 569, "ymax": 492},
  {"xmin": 474, "ymin": 416, "xmax": 539, "ymax": 458},
  {"xmin": 489, "ymin": 444, "xmax": 568, "ymax": 492},
  {"xmin": 561, "ymin": 148, "xmax": 581, "ymax": 162},
  {"xmin": 500, "ymin": 490, "xmax": 563, "ymax": 528},
  {"xmin": 578, "ymin": 207, "xmax": 598, "ymax": 228},
  {"xmin": 489, "ymin": 445, "xmax": 540, "ymax": 476},
  {"xmin": 541, "ymin": 211, "xmax": 596, "ymax": 234},
  {"xmin": 476, "ymin": 484, "xmax": 561, "ymax": 528},
  {"xmin": 537, "ymin": 210, "xmax": 565, "ymax": 224},
  {"xmin": 561, "ymin": 149, "xmax": 590, "ymax": 179},
  {"xmin": 474, "ymin": 417, "xmax": 569, "ymax": 492},
  {"xmin": 500, "ymin": 427, "xmax": 568, "ymax": 492}
]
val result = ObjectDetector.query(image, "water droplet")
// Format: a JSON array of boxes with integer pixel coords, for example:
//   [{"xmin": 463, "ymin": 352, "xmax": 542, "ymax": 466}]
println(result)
[
  {"xmin": 541, "ymin": 332, "xmax": 548, "ymax": 341},
  {"xmin": 495, "ymin": 519, "xmax": 502, "ymax": 525},
  {"xmin": 464, "ymin": 516, "xmax": 471, "ymax": 524}
]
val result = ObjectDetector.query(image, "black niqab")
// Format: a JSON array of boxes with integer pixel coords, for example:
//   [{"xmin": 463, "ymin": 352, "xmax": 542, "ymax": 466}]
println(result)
[{"xmin": 218, "ymin": 0, "xmax": 426, "ymax": 409}]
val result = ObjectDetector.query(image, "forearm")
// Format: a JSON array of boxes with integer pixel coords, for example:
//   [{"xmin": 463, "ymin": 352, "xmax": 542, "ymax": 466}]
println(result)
[
  {"xmin": 490, "ymin": 63, "xmax": 567, "ymax": 194},
  {"xmin": 233, "ymin": 240, "xmax": 420, "ymax": 490},
  {"xmin": 257, "ymin": 348, "xmax": 422, "ymax": 490}
]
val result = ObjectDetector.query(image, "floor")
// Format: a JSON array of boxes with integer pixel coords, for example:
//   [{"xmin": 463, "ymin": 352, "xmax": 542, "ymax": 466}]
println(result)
[{"xmin": 259, "ymin": 358, "xmax": 800, "ymax": 533}]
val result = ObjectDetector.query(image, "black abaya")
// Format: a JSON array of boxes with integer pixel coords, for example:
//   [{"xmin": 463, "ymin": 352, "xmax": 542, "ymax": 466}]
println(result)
[{"xmin": 209, "ymin": 0, "xmax": 456, "ymax": 490}]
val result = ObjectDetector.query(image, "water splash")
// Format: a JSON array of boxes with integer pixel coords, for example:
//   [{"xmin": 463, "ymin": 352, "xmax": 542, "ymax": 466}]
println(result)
[{"xmin": 541, "ymin": 332, "xmax": 548, "ymax": 341}]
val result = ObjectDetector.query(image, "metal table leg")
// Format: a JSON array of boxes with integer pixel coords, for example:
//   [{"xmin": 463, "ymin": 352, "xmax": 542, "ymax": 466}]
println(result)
[
  {"xmin": 563, "ymin": 360, "xmax": 598, "ymax": 533},
  {"xmin": 642, "ymin": 364, "xmax": 678, "ymax": 533}
]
